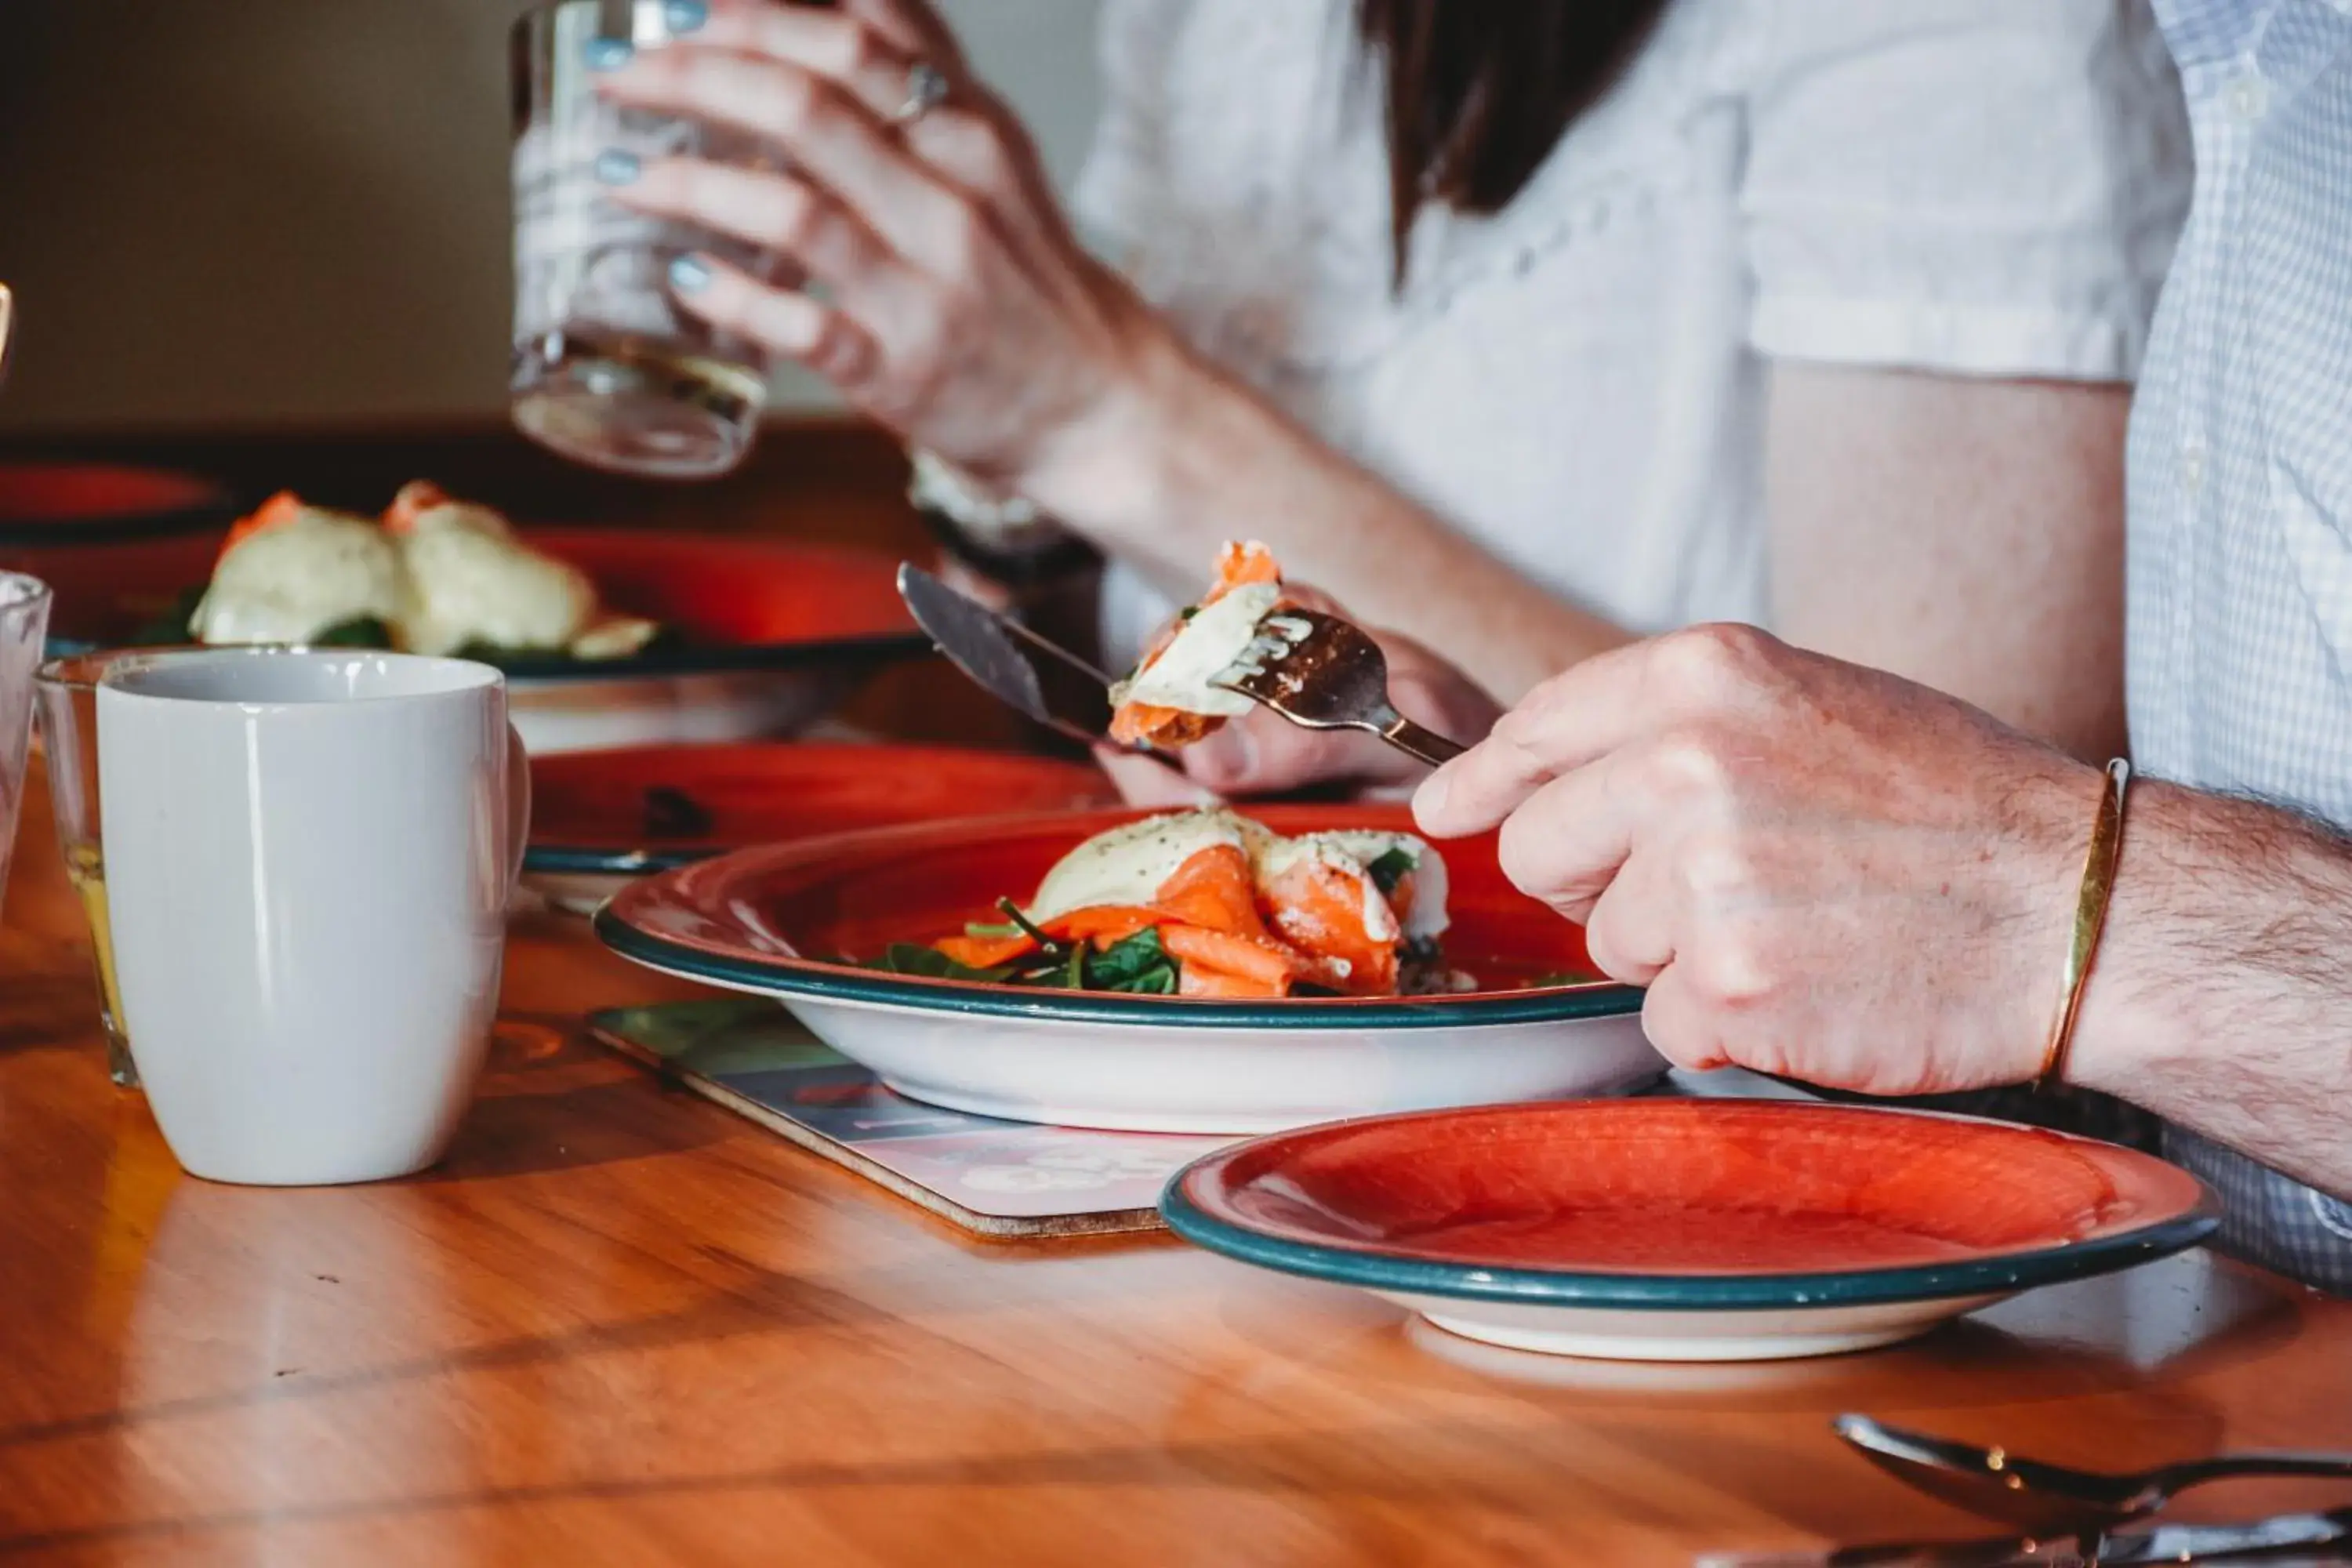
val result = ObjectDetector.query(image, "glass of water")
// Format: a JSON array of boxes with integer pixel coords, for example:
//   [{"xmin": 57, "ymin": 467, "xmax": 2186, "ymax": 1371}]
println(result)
[
  {"xmin": 510, "ymin": 0, "xmax": 775, "ymax": 479},
  {"xmin": 0, "ymin": 574, "xmax": 49, "ymax": 919}
]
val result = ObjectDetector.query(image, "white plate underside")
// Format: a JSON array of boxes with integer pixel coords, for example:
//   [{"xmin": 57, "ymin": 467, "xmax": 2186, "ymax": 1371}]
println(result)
[
  {"xmin": 1392, "ymin": 1290, "xmax": 2008, "ymax": 1363},
  {"xmin": 610, "ymin": 954, "xmax": 1664, "ymax": 1134}
]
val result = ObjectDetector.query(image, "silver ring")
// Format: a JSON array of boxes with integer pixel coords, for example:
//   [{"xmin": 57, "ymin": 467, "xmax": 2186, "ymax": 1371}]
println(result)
[{"xmin": 891, "ymin": 60, "xmax": 950, "ymax": 126}]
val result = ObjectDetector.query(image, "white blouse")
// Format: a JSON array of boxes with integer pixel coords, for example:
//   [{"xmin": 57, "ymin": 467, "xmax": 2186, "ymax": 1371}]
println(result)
[{"xmin": 1074, "ymin": 0, "xmax": 2192, "ymax": 658}]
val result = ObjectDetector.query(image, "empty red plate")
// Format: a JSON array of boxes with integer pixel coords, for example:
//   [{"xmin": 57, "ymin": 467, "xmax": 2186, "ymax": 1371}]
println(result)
[{"xmin": 1162, "ymin": 1099, "xmax": 2218, "ymax": 1361}]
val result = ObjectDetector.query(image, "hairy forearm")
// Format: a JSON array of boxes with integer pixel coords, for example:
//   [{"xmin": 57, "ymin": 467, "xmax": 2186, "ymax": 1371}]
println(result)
[
  {"xmin": 2069, "ymin": 782, "xmax": 2352, "ymax": 1198},
  {"xmin": 1019, "ymin": 329, "xmax": 1628, "ymax": 702}
]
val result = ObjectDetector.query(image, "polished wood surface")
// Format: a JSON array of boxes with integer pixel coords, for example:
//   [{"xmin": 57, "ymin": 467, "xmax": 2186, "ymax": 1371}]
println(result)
[
  {"xmin": 2, "ymin": 776, "xmax": 2350, "ymax": 1565},
  {"xmin": 1, "ymin": 424, "xmax": 2349, "ymax": 1563}
]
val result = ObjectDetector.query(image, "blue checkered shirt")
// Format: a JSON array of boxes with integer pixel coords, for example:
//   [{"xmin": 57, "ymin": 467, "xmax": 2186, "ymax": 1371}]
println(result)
[{"xmin": 2129, "ymin": 0, "xmax": 2352, "ymax": 1292}]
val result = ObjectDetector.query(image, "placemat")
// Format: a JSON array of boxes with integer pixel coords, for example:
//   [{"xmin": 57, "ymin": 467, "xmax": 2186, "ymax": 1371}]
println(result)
[{"xmin": 589, "ymin": 999, "xmax": 1230, "ymax": 1238}]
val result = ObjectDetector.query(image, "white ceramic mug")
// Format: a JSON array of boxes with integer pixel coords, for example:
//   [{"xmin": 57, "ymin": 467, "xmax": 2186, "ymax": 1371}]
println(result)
[{"xmin": 97, "ymin": 651, "xmax": 530, "ymax": 1185}]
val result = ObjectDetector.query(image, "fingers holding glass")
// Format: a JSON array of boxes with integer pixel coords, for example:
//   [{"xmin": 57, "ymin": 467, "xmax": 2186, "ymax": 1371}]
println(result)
[
  {"xmin": 662, "ymin": 252, "xmax": 880, "ymax": 390},
  {"xmin": 609, "ymin": 157, "xmax": 897, "ymax": 294},
  {"xmin": 652, "ymin": 0, "xmax": 942, "ymax": 126}
]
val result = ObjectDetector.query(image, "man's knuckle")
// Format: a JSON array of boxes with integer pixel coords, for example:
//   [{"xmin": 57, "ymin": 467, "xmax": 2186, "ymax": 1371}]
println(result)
[
  {"xmin": 1642, "ymin": 728, "xmax": 1734, "ymax": 800},
  {"xmin": 1678, "ymin": 828, "xmax": 1755, "ymax": 899}
]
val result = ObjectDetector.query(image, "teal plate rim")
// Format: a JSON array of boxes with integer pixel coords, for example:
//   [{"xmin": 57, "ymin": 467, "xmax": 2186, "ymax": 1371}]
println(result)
[
  {"xmin": 527, "ymin": 843, "xmax": 703, "ymax": 877},
  {"xmin": 591, "ymin": 901, "xmax": 1648, "ymax": 1031},
  {"xmin": 1157, "ymin": 1127, "xmax": 2223, "ymax": 1312}
]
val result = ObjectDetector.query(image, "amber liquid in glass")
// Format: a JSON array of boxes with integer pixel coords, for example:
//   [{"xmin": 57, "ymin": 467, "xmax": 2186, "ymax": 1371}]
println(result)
[{"xmin": 64, "ymin": 841, "xmax": 135, "ymax": 1085}]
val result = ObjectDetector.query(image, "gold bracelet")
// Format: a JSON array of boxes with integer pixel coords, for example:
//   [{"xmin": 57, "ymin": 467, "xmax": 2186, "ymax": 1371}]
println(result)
[{"xmin": 2036, "ymin": 757, "xmax": 2132, "ymax": 1093}]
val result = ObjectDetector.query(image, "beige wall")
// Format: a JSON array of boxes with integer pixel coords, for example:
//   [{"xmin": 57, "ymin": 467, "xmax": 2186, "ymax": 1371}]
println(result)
[{"xmin": 0, "ymin": 0, "xmax": 1102, "ymax": 434}]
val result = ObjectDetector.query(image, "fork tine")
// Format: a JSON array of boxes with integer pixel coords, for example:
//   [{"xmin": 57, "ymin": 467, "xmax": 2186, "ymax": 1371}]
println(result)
[{"xmin": 1210, "ymin": 608, "xmax": 1469, "ymax": 765}]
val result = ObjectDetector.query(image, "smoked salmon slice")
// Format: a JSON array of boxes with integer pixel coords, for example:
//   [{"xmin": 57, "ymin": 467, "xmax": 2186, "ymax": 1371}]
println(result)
[{"xmin": 1108, "ymin": 542, "xmax": 1289, "ymax": 750}]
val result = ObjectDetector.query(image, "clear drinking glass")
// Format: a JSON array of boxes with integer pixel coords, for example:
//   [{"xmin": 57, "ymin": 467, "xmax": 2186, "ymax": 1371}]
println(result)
[
  {"xmin": 34, "ymin": 644, "xmax": 296, "ymax": 1088},
  {"xmin": 0, "ymin": 572, "xmax": 52, "ymax": 920},
  {"xmin": 510, "ymin": 0, "xmax": 775, "ymax": 479}
]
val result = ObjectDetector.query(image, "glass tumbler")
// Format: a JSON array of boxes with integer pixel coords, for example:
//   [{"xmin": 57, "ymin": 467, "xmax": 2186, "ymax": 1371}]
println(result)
[
  {"xmin": 510, "ymin": 0, "xmax": 776, "ymax": 479},
  {"xmin": 0, "ymin": 573, "xmax": 51, "ymax": 917},
  {"xmin": 34, "ymin": 644, "xmax": 297, "ymax": 1088}
]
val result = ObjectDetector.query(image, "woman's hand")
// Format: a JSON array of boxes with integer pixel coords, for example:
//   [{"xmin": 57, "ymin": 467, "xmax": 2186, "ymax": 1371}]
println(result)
[
  {"xmin": 1098, "ymin": 589, "xmax": 1504, "ymax": 807},
  {"xmin": 595, "ymin": 0, "xmax": 1162, "ymax": 503}
]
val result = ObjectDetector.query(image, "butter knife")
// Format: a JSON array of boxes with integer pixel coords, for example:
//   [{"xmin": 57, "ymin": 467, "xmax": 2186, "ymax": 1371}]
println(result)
[
  {"xmin": 1697, "ymin": 1505, "xmax": 2352, "ymax": 1566},
  {"xmin": 897, "ymin": 562, "xmax": 1171, "ymax": 758}
]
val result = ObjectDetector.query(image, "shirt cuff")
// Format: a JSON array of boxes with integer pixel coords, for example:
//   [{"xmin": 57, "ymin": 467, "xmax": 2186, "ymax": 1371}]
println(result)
[{"xmin": 1750, "ymin": 295, "xmax": 2143, "ymax": 383}]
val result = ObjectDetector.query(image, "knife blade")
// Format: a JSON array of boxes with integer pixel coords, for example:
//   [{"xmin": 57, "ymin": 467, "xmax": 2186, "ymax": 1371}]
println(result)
[
  {"xmin": 1697, "ymin": 1506, "xmax": 2352, "ymax": 1567},
  {"xmin": 897, "ymin": 562, "xmax": 1171, "ymax": 759}
]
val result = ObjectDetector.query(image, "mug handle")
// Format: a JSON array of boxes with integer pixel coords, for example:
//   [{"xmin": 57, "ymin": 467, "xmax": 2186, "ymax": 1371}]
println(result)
[{"xmin": 505, "ymin": 723, "xmax": 533, "ymax": 891}]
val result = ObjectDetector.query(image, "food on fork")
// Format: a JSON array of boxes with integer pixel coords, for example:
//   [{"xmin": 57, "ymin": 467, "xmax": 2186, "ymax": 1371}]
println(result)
[
  {"xmin": 865, "ymin": 808, "xmax": 1460, "ymax": 999},
  {"xmin": 177, "ymin": 483, "xmax": 664, "ymax": 662},
  {"xmin": 1108, "ymin": 541, "xmax": 1288, "ymax": 748}
]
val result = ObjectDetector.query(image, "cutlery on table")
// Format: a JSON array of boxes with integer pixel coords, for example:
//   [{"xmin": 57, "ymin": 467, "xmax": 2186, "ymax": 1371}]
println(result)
[
  {"xmin": 1213, "ymin": 606, "xmax": 1468, "ymax": 766},
  {"xmin": 1835, "ymin": 1414, "xmax": 2352, "ymax": 1536},
  {"xmin": 1698, "ymin": 1504, "xmax": 2352, "ymax": 1566}
]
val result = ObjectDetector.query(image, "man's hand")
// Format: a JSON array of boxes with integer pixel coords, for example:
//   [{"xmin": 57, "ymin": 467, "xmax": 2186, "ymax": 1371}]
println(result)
[{"xmin": 1413, "ymin": 624, "xmax": 2104, "ymax": 1096}]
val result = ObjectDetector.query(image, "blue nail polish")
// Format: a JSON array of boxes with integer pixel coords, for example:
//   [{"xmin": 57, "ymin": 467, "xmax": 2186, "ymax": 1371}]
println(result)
[
  {"xmin": 669, "ymin": 254, "xmax": 714, "ymax": 293},
  {"xmin": 583, "ymin": 36, "xmax": 633, "ymax": 71},
  {"xmin": 593, "ymin": 149, "xmax": 642, "ymax": 187},
  {"xmin": 663, "ymin": 0, "xmax": 709, "ymax": 34}
]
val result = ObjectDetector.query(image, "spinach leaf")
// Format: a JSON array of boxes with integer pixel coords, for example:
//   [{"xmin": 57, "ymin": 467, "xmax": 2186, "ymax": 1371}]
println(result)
[
  {"xmin": 862, "ymin": 924, "xmax": 1185, "ymax": 995},
  {"xmin": 1085, "ymin": 927, "xmax": 1182, "ymax": 994},
  {"xmin": 868, "ymin": 942, "xmax": 1018, "ymax": 984},
  {"xmin": 312, "ymin": 615, "xmax": 395, "ymax": 649},
  {"xmin": 1364, "ymin": 846, "xmax": 1417, "ymax": 898},
  {"xmin": 129, "ymin": 584, "xmax": 208, "ymax": 646}
]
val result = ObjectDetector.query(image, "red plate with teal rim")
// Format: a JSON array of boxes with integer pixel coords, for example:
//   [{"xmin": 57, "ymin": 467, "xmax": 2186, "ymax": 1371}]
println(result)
[
  {"xmin": 38, "ymin": 526, "xmax": 926, "ymax": 677},
  {"xmin": 1160, "ymin": 1100, "xmax": 2220, "ymax": 1359},
  {"xmin": 528, "ymin": 742, "xmax": 1120, "ymax": 876},
  {"xmin": 595, "ymin": 803, "xmax": 1635, "ymax": 1028},
  {"xmin": 0, "ymin": 462, "xmax": 238, "ymax": 546},
  {"xmin": 593, "ymin": 805, "xmax": 1661, "ymax": 1134}
]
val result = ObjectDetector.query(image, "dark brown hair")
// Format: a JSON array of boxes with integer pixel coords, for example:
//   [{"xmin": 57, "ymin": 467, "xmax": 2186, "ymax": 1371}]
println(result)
[{"xmin": 1357, "ymin": 0, "xmax": 1670, "ymax": 281}]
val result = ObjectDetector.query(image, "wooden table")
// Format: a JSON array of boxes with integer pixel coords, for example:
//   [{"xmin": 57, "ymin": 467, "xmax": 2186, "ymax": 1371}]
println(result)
[
  {"xmin": 1, "ymin": 411, "xmax": 2348, "ymax": 1562},
  {"xmin": 2, "ymin": 777, "xmax": 2348, "ymax": 1565}
]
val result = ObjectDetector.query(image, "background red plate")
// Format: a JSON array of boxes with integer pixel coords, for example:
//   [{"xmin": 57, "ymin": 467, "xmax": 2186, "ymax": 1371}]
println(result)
[
  {"xmin": 32, "ymin": 527, "xmax": 920, "ymax": 672},
  {"xmin": 0, "ymin": 461, "xmax": 237, "ymax": 547}
]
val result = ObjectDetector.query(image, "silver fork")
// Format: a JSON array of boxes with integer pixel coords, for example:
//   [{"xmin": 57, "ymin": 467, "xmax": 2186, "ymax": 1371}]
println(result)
[{"xmin": 1212, "ymin": 608, "xmax": 1468, "ymax": 767}]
